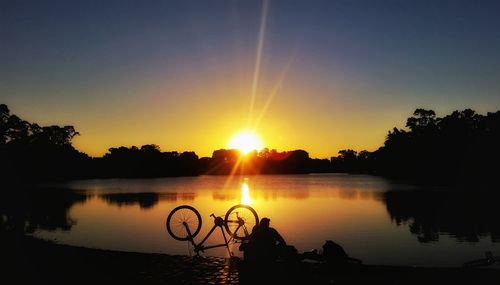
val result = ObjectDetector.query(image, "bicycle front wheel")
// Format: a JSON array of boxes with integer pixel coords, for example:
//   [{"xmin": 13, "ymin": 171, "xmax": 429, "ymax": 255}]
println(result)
[
  {"xmin": 166, "ymin": 205, "xmax": 202, "ymax": 241},
  {"xmin": 224, "ymin": 204, "xmax": 259, "ymax": 240}
]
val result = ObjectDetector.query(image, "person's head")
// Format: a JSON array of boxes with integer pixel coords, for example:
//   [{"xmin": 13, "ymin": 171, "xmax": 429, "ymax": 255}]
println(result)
[
  {"xmin": 260, "ymin": 217, "xmax": 270, "ymax": 228},
  {"xmin": 323, "ymin": 240, "xmax": 335, "ymax": 252}
]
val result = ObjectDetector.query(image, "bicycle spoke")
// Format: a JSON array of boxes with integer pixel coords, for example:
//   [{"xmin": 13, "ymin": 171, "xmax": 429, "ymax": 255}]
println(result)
[
  {"xmin": 224, "ymin": 205, "xmax": 258, "ymax": 241},
  {"xmin": 167, "ymin": 205, "xmax": 202, "ymax": 241}
]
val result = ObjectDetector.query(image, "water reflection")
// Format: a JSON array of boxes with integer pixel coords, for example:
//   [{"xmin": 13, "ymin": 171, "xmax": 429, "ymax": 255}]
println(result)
[
  {"xmin": 212, "ymin": 186, "xmax": 383, "ymax": 202},
  {"xmin": 384, "ymin": 190, "xmax": 500, "ymax": 243},
  {"xmin": 0, "ymin": 188, "xmax": 89, "ymax": 234},
  {"xmin": 241, "ymin": 180, "xmax": 252, "ymax": 205},
  {"xmin": 101, "ymin": 193, "xmax": 159, "ymax": 209},
  {"xmin": 7, "ymin": 181, "xmax": 500, "ymax": 246},
  {"xmin": 158, "ymin": 192, "xmax": 196, "ymax": 202},
  {"xmin": 100, "ymin": 192, "xmax": 195, "ymax": 209},
  {"xmin": 6, "ymin": 175, "xmax": 500, "ymax": 266}
]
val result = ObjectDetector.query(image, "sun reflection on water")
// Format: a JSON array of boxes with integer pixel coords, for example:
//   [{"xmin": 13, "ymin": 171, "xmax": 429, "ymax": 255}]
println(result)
[
  {"xmin": 34, "ymin": 174, "xmax": 500, "ymax": 267},
  {"xmin": 241, "ymin": 180, "xmax": 252, "ymax": 205}
]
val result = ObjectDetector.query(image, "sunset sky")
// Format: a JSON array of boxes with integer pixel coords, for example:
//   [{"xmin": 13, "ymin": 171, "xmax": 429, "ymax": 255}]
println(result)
[{"xmin": 1, "ymin": 0, "xmax": 500, "ymax": 158}]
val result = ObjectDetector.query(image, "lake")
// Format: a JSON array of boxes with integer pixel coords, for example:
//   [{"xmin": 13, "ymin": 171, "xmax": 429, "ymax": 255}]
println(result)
[{"xmin": 18, "ymin": 174, "xmax": 500, "ymax": 267}]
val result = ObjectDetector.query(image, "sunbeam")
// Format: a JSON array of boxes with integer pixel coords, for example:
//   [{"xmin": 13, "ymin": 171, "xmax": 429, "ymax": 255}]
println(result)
[
  {"xmin": 252, "ymin": 52, "xmax": 297, "ymax": 132},
  {"xmin": 247, "ymin": 0, "xmax": 269, "ymax": 127}
]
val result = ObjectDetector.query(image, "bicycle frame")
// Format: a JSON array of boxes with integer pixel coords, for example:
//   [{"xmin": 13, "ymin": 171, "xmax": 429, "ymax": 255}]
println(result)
[
  {"xmin": 167, "ymin": 204, "xmax": 259, "ymax": 256},
  {"xmin": 182, "ymin": 214, "xmax": 243, "ymax": 256}
]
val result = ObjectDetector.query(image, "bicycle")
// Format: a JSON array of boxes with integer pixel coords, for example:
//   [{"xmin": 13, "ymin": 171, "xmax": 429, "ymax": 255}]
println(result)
[{"xmin": 166, "ymin": 204, "xmax": 259, "ymax": 256}]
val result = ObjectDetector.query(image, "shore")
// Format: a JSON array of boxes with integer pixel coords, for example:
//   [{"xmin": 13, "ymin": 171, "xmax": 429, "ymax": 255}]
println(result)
[{"xmin": 2, "ymin": 236, "xmax": 499, "ymax": 285}]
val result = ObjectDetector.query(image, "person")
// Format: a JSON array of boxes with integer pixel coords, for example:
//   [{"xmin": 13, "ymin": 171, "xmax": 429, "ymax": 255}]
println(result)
[
  {"xmin": 319, "ymin": 240, "xmax": 364, "ymax": 283},
  {"xmin": 240, "ymin": 217, "xmax": 287, "ymax": 263},
  {"xmin": 322, "ymin": 240, "xmax": 349, "ymax": 266}
]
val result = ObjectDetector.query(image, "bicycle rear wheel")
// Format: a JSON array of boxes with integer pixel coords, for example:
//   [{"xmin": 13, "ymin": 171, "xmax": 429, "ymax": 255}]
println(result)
[
  {"xmin": 224, "ymin": 204, "xmax": 259, "ymax": 240},
  {"xmin": 166, "ymin": 205, "xmax": 202, "ymax": 241}
]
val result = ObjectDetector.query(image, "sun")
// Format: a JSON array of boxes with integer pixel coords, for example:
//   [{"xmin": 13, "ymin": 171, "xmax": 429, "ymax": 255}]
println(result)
[{"xmin": 228, "ymin": 130, "xmax": 264, "ymax": 155}]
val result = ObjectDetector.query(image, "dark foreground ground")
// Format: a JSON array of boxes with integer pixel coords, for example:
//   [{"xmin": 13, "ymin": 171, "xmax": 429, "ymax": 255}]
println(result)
[{"xmin": 2, "ymin": 236, "xmax": 499, "ymax": 285}]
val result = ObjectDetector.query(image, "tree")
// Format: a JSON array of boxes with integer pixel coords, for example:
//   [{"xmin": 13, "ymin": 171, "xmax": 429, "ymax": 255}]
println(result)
[
  {"xmin": 5, "ymin": 115, "xmax": 31, "ymax": 143},
  {"xmin": 0, "ymin": 104, "xmax": 10, "ymax": 144},
  {"xmin": 140, "ymin": 144, "xmax": 161, "ymax": 154},
  {"xmin": 406, "ymin": 109, "xmax": 437, "ymax": 133},
  {"xmin": 0, "ymin": 104, "xmax": 90, "ymax": 182},
  {"xmin": 34, "ymin": 125, "xmax": 80, "ymax": 146}
]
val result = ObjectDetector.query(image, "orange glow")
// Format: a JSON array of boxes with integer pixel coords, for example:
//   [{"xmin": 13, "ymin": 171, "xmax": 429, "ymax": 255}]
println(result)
[
  {"xmin": 240, "ymin": 180, "xmax": 252, "ymax": 205},
  {"xmin": 22, "ymin": 60, "xmax": 394, "ymax": 159},
  {"xmin": 227, "ymin": 130, "xmax": 264, "ymax": 155}
]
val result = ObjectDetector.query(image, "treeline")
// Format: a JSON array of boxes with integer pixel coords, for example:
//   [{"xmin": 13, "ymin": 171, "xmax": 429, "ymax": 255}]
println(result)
[
  {"xmin": 0, "ymin": 104, "xmax": 330, "ymax": 181},
  {"xmin": 0, "ymin": 104, "xmax": 90, "ymax": 181},
  {"xmin": 2, "ymin": 103, "xmax": 500, "ymax": 184},
  {"xmin": 331, "ymin": 109, "xmax": 500, "ymax": 184},
  {"xmin": 95, "ymin": 145, "xmax": 200, "ymax": 178},
  {"xmin": 87, "ymin": 147, "xmax": 329, "ymax": 178},
  {"xmin": 201, "ymin": 148, "xmax": 330, "ymax": 175}
]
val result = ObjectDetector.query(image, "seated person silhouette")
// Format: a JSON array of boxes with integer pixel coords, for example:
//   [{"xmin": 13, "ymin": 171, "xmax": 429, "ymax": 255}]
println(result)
[
  {"xmin": 240, "ymin": 217, "xmax": 287, "ymax": 263},
  {"xmin": 322, "ymin": 240, "xmax": 349, "ymax": 265}
]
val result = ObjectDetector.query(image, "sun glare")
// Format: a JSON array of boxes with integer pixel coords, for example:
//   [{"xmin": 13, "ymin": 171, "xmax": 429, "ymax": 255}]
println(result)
[
  {"xmin": 228, "ymin": 131, "xmax": 264, "ymax": 155},
  {"xmin": 241, "ymin": 181, "xmax": 252, "ymax": 205}
]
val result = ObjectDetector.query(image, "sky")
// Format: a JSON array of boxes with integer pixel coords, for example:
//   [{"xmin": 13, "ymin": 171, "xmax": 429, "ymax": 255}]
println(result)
[{"xmin": 1, "ymin": 0, "xmax": 500, "ymax": 158}]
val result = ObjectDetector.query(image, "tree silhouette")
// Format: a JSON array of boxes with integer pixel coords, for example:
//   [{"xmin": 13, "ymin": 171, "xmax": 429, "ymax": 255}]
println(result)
[
  {"xmin": 329, "ymin": 108, "xmax": 500, "ymax": 185},
  {"xmin": 406, "ymin": 109, "xmax": 438, "ymax": 133},
  {"xmin": 1, "ymin": 104, "xmax": 88, "ymax": 182},
  {"xmin": 2, "ymin": 103, "xmax": 500, "ymax": 183}
]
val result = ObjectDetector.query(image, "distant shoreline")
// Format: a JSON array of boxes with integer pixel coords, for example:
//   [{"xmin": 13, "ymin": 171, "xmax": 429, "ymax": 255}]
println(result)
[
  {"xmin": 3, "ymin": 104, "xmax": 500, "ymax": 186},
  {"xmin": 5, "ymin": 171, "xmax": 498, "ymax": 192}
]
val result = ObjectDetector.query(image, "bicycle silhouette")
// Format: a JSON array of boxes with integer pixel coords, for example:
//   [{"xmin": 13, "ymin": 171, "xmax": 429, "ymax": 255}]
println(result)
[{"xmin": 166, "ymin": 204, "xmax": 259, "ymax": 256}]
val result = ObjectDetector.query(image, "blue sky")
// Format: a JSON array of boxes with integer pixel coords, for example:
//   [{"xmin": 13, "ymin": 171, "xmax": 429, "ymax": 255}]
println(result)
[{"xmin": 1, "ymin": 0, "xmax": 499, "ymax": 157}]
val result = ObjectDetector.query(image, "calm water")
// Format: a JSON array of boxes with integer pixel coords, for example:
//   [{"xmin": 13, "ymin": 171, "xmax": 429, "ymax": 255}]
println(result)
[{"xmin": 28, "ymin": 174, "xmax": 500, "ymax": 267}]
